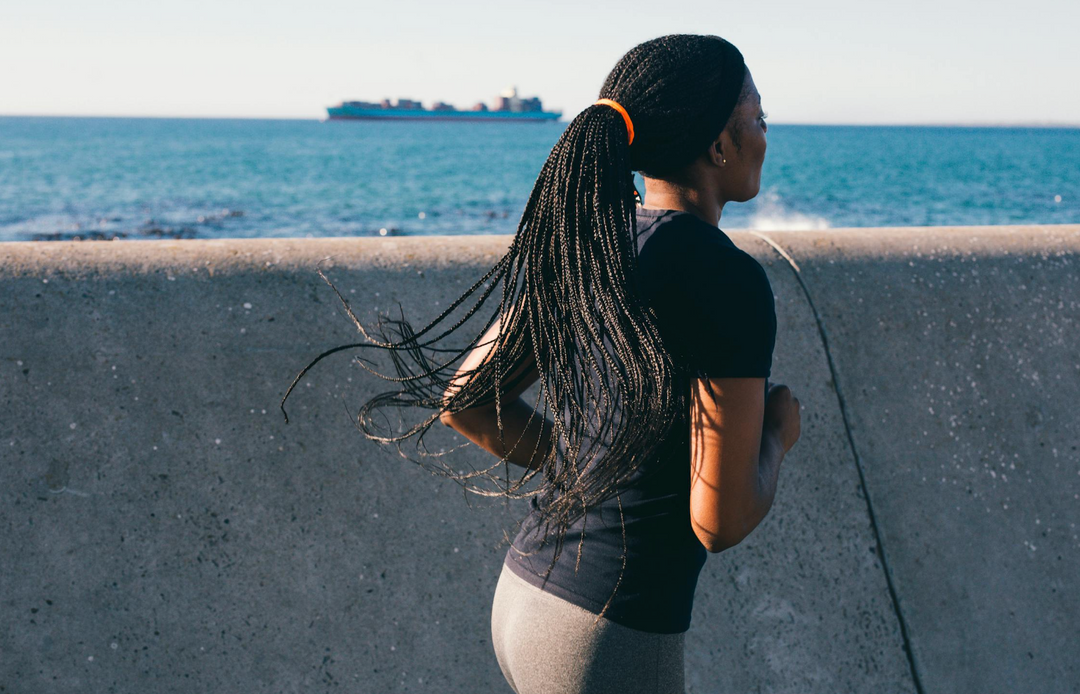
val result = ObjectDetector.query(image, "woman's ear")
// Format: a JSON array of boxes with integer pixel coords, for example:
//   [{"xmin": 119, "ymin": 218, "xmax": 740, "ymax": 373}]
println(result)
[{"xmin": 708, "ymin": 136, "xmax": 727, "ymax": 167}]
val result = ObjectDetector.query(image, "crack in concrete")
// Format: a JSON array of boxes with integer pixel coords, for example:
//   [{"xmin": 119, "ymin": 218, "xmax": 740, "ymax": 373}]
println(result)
[{"xmin": 748, "ymin": 230, "xmax": 927, "ymax": 694}]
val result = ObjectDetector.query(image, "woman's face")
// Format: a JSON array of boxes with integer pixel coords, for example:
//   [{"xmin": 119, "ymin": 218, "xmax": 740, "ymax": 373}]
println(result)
[{"xmin": 719, "ymin": 71, "xmax": 768, "ymax": 203}]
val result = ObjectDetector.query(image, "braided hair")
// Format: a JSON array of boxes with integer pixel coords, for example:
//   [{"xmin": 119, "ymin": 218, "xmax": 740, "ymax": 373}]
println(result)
[{"xmin": 282, "ymin": 33, "xmax": 750, "ymax": 622}]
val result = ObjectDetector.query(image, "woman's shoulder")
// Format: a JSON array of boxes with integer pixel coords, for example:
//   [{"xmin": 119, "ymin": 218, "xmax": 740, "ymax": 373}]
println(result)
[{"xmin": 637, "ymin": 210, "xmax": 765, "ymax": 281}]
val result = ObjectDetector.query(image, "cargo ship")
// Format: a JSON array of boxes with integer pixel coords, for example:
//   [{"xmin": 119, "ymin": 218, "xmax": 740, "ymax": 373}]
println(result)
[{"xmin": 326, "ymin": 86, "xmax": 561, "ymax": 122}]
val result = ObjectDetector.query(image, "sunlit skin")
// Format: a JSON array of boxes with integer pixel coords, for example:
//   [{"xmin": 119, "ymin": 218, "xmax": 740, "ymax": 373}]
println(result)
[{"xmin": 641, "ymin": 70, "xmax": 768, "ymax": 225}]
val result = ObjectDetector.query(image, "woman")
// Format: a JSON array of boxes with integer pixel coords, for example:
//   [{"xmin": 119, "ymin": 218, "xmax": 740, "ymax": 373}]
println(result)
[
  {"xmin": 441, "ymin": 35, "xmax": 801, "ymax": 694},
  {"xmin": 284, "ymin": 32, "xmax": 801, "ymax": 694}
]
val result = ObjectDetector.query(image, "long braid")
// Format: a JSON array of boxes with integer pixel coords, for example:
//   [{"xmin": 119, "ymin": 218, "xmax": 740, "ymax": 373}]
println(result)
[{"xmin": 281, "ymin": 33, "xmax": 748, "ymax": 623}]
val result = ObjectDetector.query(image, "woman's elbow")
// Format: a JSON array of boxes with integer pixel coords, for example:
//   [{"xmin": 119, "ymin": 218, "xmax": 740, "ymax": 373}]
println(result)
[
  {"xmin": 692, "ymin": 524, "xmax": 745, "ymax": 554},
  {"xmin": 700, "ymin": 535, "xmax": 743, "ymax": 554},
  {"xmin": 439, "ymin": 405, "xmax": 494, "ymax": 430}
]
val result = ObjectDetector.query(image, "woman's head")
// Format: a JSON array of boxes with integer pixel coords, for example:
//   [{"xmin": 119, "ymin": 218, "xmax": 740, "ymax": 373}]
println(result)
[{"xmin": 594, "ymin": 34, "xmax": 766, "ymax": 205}]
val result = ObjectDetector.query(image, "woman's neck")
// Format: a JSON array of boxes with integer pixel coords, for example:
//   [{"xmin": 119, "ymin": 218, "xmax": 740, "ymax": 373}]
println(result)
[{"xmin": 640, "ymin": 177, "xmax": 724, "ymax": 227}]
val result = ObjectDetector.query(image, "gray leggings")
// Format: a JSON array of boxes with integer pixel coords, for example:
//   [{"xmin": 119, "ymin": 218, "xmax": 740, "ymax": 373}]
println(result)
[{"xmin": 490, "ymin": 562, "xmax": 686, "ymax": 694}]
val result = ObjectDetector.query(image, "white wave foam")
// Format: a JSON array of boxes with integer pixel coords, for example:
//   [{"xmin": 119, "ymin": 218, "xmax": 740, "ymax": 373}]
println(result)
[{"xmin": 747, "ymin": 190, "xmax": 830, "ymax": 231}]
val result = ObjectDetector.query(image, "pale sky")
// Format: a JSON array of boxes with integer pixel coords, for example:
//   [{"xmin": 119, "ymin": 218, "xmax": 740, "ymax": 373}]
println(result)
[{"xmin": 1, "ymin": 0, "xmax": 1077, "ymax": 125}]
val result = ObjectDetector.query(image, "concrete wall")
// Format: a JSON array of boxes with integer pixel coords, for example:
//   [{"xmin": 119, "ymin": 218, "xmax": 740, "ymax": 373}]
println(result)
[{"xmin": 1, "ymin": 227, "xmax": 1077, "ymax": 693}]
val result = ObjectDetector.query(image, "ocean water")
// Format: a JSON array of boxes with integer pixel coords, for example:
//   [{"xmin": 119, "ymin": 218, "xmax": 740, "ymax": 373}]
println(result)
[{"xmin": 1, "ymin": 116, "xmax": 1078, "ymax": 242}]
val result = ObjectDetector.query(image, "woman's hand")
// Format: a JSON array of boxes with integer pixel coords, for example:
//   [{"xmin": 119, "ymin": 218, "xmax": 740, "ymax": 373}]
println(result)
[{"xmin": 763, "ymin": 383, "xmax": 801, "ymax": 453}]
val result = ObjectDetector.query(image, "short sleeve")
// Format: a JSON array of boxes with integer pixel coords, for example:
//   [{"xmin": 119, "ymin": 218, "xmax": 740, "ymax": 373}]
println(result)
[{"xmin": 653, "ymin": 244, "xmax": 776, "ymax": 379}]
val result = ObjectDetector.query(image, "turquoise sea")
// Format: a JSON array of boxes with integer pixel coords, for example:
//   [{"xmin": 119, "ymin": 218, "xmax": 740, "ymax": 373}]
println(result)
[{"xmin": 1, "ymin": 116, "xmax": 1078, "ymax": 242}]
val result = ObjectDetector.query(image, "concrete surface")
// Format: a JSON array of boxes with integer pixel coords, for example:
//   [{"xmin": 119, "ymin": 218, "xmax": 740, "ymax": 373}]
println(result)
[
  {"xmin": 0, "ymin": 227, "xmax": 1076, "ymax": 693},
  {"xmin": 760, "ymin": 226, "xmax": 1080, "ymax": 693}
]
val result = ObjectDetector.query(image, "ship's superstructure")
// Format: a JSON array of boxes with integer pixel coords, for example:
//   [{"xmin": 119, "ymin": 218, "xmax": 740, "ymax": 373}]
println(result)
[{"xmin": 326, "ymin": 86, "xmax": 561, "ymax": 122}]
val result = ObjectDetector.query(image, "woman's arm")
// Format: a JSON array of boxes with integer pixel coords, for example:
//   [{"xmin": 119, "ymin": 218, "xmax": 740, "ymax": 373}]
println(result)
[
  {"xmin": 688, "ymin": 377, "xmax": 784, "ymax": 552},
  {"xmin": 439, "ymin": 308, "xmax": 554, "ymax": 471}
]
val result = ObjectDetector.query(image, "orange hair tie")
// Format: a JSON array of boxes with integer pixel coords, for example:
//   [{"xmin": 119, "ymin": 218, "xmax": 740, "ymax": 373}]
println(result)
[{"xmin": 594, "ymin": 98, "xmax": 634, "ymax": 146}]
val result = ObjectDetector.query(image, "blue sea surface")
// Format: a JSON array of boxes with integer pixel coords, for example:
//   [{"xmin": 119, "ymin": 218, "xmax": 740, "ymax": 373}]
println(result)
[{"xmin": 1, "ymin": 116, "xmax": 1078, "ymax": 242}]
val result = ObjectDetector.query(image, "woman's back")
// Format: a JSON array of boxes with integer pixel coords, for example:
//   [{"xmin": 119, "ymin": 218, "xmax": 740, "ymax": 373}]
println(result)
[{"xmin": 504, "ymin": 206, "xmax": 777, "ymax": 635}]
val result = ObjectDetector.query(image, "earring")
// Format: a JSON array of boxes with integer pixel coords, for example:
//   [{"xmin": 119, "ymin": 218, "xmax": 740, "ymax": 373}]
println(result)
[{"xmin": 722, "ymin": 158, "xmax": 727, "ymax": 165}]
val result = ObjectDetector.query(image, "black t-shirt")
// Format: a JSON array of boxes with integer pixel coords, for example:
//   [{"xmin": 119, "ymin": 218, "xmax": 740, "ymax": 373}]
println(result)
[{"xmin": 503, "ymin": 206, "xmax": 777, "ymax": 634}]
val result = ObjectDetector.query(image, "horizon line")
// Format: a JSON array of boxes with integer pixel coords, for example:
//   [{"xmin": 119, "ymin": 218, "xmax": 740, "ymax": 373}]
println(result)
[{"xmin": 2, "ymin": 113, "xmax": 1079, "ymax": 129}]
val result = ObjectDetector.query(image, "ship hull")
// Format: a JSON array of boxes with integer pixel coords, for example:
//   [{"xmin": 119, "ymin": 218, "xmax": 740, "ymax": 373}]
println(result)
[{"xmin": 326, "ymin": 106, "xmax": 561, "ymax": 122}]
